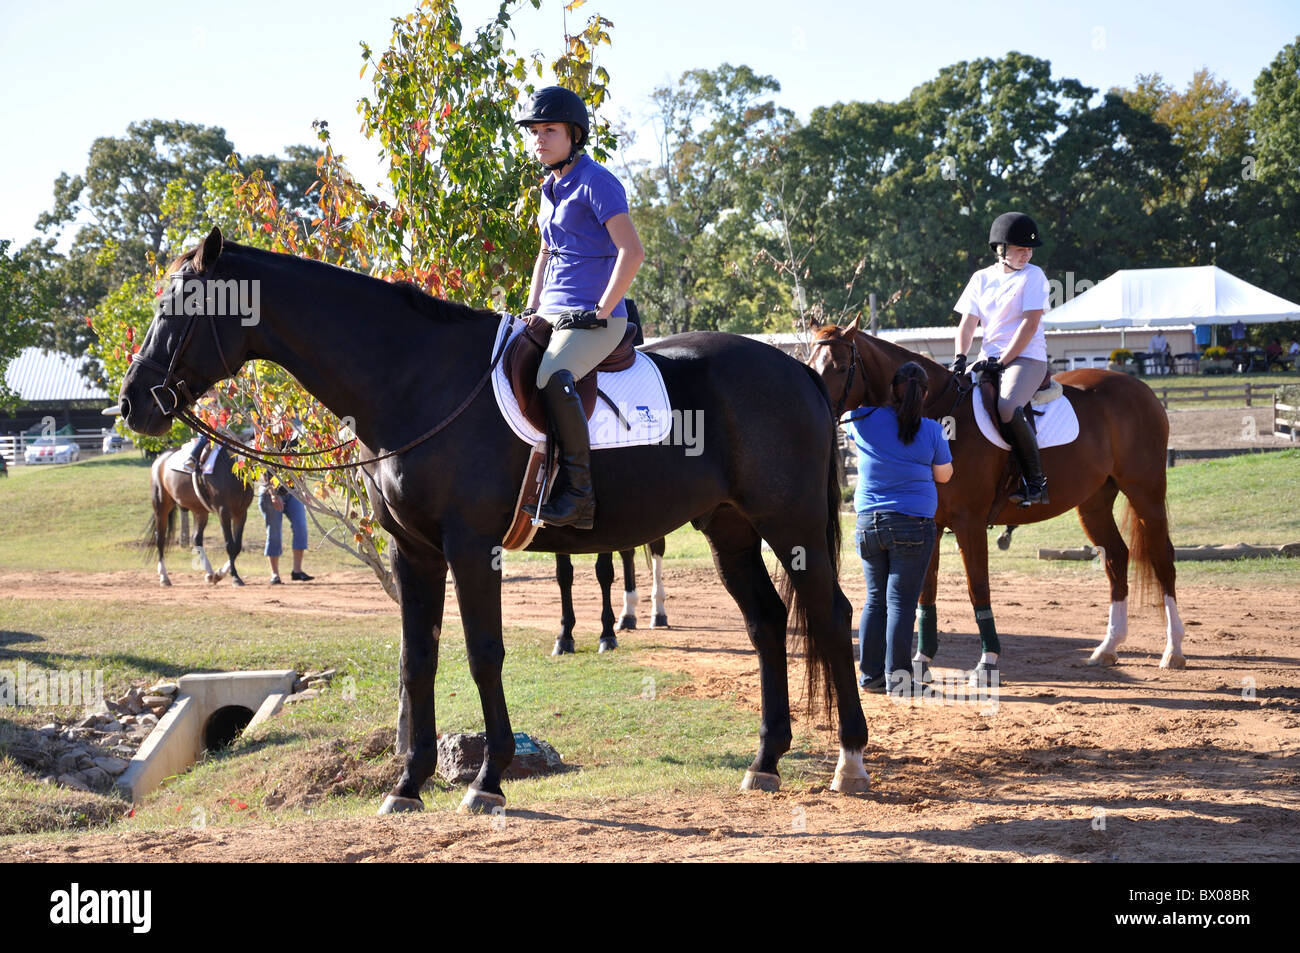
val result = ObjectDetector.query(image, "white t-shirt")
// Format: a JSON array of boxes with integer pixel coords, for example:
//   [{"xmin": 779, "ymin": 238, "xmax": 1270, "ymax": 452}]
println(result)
[{"xmin": 954, "ymin": 262, "xmax": 1051, "ymax": 362}]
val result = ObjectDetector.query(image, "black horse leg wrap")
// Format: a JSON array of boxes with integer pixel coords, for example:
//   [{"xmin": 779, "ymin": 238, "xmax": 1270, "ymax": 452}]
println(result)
[
  {"xmin": 917, "ymin": 603, "xmax": 939, "ymax": 659},
  {"xmin": 974, "ymin": 604, "xmax": 1001, "ymax": 655}
]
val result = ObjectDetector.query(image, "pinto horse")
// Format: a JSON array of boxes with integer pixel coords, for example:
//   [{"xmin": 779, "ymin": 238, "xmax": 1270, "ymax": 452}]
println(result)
[
  {"xmin": 553, "ymin": 537, "xmax": 669, "ymax": 655},
  {"xmin": 119, "ymin": 228, "xmax": 870, "ymax": 813},
  {"xmin": 809, "ymin": 320, "xmax": 1185, "ymax": 672},
  {"xmin": 147, "ymin": 445, "xmax": 254, "ymax": 587}
]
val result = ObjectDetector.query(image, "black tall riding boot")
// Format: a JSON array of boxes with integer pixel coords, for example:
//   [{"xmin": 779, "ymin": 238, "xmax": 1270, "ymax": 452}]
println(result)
[
  {"xmin": 523, "ymin": 370, "xmax": 595, "ymax": 529},
  {"xmin": 1005, "ymin": 407, "xmax": 1049, "ymax": 506}
]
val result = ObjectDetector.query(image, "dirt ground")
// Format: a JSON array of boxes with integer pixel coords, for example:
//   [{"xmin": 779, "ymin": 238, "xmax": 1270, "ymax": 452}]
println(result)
[
  {"xmin": 1166, "ymin": 406, "xmax": 1295, "ymax": 451},
  {"xmin": 2, "ymin": 559, "xmax": 1298, "ymax": 862}
]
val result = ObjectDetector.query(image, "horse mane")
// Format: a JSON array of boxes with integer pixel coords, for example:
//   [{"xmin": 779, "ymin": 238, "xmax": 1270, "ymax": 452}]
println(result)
[{"xmin": 179, "ymin": 236, "xmax": 498, "ymax": 325}]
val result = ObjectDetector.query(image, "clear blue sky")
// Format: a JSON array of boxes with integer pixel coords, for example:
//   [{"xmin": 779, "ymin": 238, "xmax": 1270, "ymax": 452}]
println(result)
[{"xmin": 2, "ymin": 0, "xmax": 1297, "ymax": 249}]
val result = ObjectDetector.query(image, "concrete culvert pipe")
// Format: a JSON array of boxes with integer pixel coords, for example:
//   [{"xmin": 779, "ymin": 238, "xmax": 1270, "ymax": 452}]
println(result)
[{"xmin": 204, "ymin": 705, "xmax": 254, "ymax": 751}]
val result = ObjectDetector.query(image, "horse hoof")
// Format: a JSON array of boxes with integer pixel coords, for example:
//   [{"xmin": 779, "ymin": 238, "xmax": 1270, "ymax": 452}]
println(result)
[
  {"xmin": 1160, "ymin": 653, "xmax": 1187, "ymax": 670},
  {"xmin": 551, "ymin": 638, "xmax": 575, "ymax": 656},
  {"xmin": 739, "ymin": 770, "xmax": 780, "ymax": 792},
  {"xmin": 232, "ymin": 576, "xmax": 245, "ymax": 587},
  {"xmin": 458, "ymin": 787, "xmax": 506, "ymax": 814},
  {"xmin": 1087, "ymin": 651, "xmax": 1118, "ymax": 667},
  {"xmin": 205, "ymin": 573, "xmax": 218, "ymax": 585},
  {"xmin": 598, "ymin": 636, "xmax": 618, "ymax": 653},
  {"xmin": 830, "ymin": 771, "xmax": 871, "ymax": 795},
  {"xmin": 652, "ymin": 614, "xmax": 669, "ymax": 629},
  {"xmin": 159, "ymin": 577, "xmax": 171, "ymax": 588},
  {"xmin": 616, "ymin": 615, "xmax": 636, "ymax": 631},
  {"xmin": 377, "ymin": 794, "xmax": 424, "ymax": 815}
]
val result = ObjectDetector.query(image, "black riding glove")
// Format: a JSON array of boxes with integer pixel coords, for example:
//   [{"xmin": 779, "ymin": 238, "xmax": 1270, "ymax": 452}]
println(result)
[
  {"xmin": 950, "ymin": 354, "xmax": 968, "ymax": 375},
  {"xmin": 553, "ymin": 309, "xmax": 607, "ymax": 332},
  {"xmin": 521, "ymin": 307, "xmax": 537, "ymax": 317}
]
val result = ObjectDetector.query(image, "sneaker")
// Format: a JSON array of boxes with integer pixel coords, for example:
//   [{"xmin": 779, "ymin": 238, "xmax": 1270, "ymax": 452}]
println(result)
[
  {"xmin": 858, "ymin": 673, "xmax": 887, "ymax": 694},
  {"xmin": 290, "ymin": 570, "xmax": 314, "ymax": 581},
  {"xmin": 269, "ymin": 574, "xmax": 282, "ymax": 585}
]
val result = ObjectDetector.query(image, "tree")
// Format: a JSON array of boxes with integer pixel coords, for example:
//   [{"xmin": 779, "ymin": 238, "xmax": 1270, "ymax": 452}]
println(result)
[
  {"xmin": 1242, "ymin": 36, "xmax": 1300, "ymax": 302},
  {"xmin": 623, "ymin": 64, "xmax": 793, "ymax": 335},
  {"xmin": 0, "ymin": 239, "xmax": 54, "ymax": 412}
]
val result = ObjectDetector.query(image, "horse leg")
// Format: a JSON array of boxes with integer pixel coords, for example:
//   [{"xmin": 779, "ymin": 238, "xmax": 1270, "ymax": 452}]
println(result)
[
  {"xmin": 650, "ymin": 536, "xmax": 669, "ymax": 628},
  {"xmin": 216, "ymin": 509, "xmax": 240, "ymax": 586},
  {"xmin": 595, "ymin": 552, "xmax": 619, "ymax": 653},
  {"xmin": 1124, "ymin": 483, "xmax": 1185, "ymax": 669},
  {"xmin": 762, "ymin": 521, "xmax": 870, "ymax": 794},
  {"xmin": 378, "ymin": 546, "xmax": 447, "ymax": 814},
  {"xmin": 227, "ymin": 509, "xmax": 247, "ymax": 587},
  {"xmin": 952, "ymin": 521, "xmax": 1001, "ymax": 684},
  {"xmin": 701, "ymin": 508, "xmax": 791, "ymax": 791},
  {"xmin": 192, "ymin": 512, "xmax": 217, "ymax": 584},
  {"xmin": 1076, "ymin": 481, "xmax": 1131, "ymax": 667},
  {"xmin": 553, "ymin": 554, "xmax": 576, "ymax": 655},
  {"xmin": 448, "ymin": 544, "xmax": 514, "ymax": 813},
  {"xmin": 155, "ymin": 493, "xmax": 173, "ymax": 587},
  {"xmin": 616, "ymin": 548, "xmax": 639, "ymax": 631},
  {"xmin": 915, "ymin": 529, "xmax": 943, "ymax": 673}
]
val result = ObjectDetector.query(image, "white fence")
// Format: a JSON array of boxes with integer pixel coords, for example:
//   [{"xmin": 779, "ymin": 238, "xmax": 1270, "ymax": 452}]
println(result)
[{"xmin": 0, "ymin": 429, "xmax": 133, "ymax": 466}]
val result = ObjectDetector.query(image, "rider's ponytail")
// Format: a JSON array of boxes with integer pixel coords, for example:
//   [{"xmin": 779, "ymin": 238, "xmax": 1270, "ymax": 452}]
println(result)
[{"xmin": 891, "ymin": 362, "xmax": 929, "ymax": 444}]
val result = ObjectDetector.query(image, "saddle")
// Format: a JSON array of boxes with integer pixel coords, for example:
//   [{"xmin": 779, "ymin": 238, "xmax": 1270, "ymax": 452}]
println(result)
[{"xmin": 503, "ymin": 313, "xmax": 639, "ymax": 433}]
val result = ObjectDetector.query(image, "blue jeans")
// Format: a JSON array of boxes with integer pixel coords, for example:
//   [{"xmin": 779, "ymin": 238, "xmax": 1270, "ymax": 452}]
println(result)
[
  {"xmin": 855, "ymin": 511, "xmax": 937, "ymax": 682},
  {"xmin": 259, "ymin": 490, "xmax": 307, "ymax": 557}
]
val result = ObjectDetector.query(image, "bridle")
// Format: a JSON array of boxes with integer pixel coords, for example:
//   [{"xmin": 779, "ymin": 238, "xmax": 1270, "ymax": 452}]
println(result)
[
  {"xmin": 810, "ymin": 332, "xmax": 868, "ymax": 420},
  {"xmin": 130, "ymin": 263, "xmax": 509, "ymax": 473}
]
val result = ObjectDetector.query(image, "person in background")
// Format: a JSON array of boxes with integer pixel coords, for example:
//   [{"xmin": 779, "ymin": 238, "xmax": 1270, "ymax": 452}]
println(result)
[
  {"xmin": 1148, "ymin": 330, "xmax": 1172, "ymax": 374},
  {"xmin": 259, "ymin": 474, "xmax": 312, "ymax": 584},
  {"xmin": 845, "ymin": 362, "xmax": 953, "ymax": 695}
]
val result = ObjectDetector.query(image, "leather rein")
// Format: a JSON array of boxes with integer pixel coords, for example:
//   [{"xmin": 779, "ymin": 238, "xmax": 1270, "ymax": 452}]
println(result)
[{"xmin": 132, "ymin": 266, "xmax": 509, "ymax": 473}]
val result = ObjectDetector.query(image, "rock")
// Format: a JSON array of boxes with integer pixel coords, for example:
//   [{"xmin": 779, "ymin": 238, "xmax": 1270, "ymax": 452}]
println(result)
[
  {"xmin": 58, "ymin": 773, "xmax": 91, "ymax": 792},
  {"xmin": 75, "ymin": 754, "xmax": 94, "ymax": 770},
  {"xmin": 111, "ymin": 745, "xmax": 136, "ymax": 759},
  {"xmin": 92, "ymin": 756, "xmax": 128, "ymax": 776},
  {"xmin": 81, "ymin": 766, "xmax": 111, "ymax": 790},
  {"xmin": 76, "ymin": 714, "xmax": 99, "ymax": 729},
  {"xmin": 38, "ymin": 724, "xmax": 58, "ymax": 737},
  {"xmin": 146, "ymin": 682, "xmax": 179, "ymax": 697},
  {"xmin": 55, "ymin": 752, "xmax": 82, "ymax": 774},
  {"xmin": 306, "ymin": 679, "xmax": 329, "ymax": 690},
  {"xmin": 99, "ymin": 720, "xmax": 123, "ymax": 734},
  {"xmin": 317, "ymin": 669, "xmax": 337, "ymax": 681},
  {"xmin": 141, "ymin": 695, "xmax": 171, "ymax": 709},
  {"xmin": 292, "ymin": 678, "xmax": 309, "ymax": 694},
  {"xmin": 61, "ymin": 729, "xmax": 77, "ymax": 743},
  {"xmin": 7, "ymin": 745, "xmax": 47, "ymax": 768},
  {"xmin": 301, "ymin": 670, "xmax": 324, "ymax": 681},
  {"xmin": 284, "ymin": 689, "xmax": 320, "ymax": 705},
  {"xmin": 436, "ymin": 732, "xmax": 564, "ymax": 784},
  {"xmin": 120, "ymin": 715, "xmax": 137, "ymax": 726},
  {"xmin": 126, "ymin": 695, "xmax": 145, "ymax": 715},
  {"xmin": 139, "ymin": 713, "xmax": 158, "ymax": 727}
]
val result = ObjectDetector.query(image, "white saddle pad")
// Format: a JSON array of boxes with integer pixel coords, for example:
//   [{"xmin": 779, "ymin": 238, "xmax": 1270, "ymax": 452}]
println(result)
[
  {"xmin": 168, "ymin": 438, "xmax": 219, "ymax": 474},
  {"xmin": 970, "ymin": 377, "xmax": 1080, "ymax": 451},
  {"xmin": 489, "ymin": 314, "xmax": 673, "ymax": 450}
]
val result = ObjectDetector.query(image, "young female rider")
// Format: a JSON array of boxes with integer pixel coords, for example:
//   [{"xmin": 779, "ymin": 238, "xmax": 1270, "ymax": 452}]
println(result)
[
  {"xmin": 952, "ymin": 212, "xmax": 1052, "ymax": 506},
  {"xmin": 845, "ymin": 362, "xmax": 953, "ymax": 694},
  {"xmin": 515, "ymin": 86, "xmax": 645, "ymax": 530}
]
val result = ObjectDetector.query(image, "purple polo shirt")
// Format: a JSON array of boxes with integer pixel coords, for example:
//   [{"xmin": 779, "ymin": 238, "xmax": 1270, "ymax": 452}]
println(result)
[{"xmin": 538, "ymin": 154, "xmax": 629, "ymax": 317}]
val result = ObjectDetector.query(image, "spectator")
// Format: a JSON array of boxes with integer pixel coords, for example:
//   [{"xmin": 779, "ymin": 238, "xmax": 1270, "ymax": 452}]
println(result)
[
  {"xmin": 1148, "ymin": 331, "xmax": 1172, "ymax": 375},
  {"xmin": 845, "ymin": 362, "xmax": 953, "ymax": 695},
  {"xmin": 1265, "ymin": 338, "xmax": 1284, "ymax": 371},
  {"xmin": 259, "ymin": 475, "xmax": 312, "ymax": 583}
]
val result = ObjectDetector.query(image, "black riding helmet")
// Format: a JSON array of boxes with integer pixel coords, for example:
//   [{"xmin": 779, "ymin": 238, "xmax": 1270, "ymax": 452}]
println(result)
[
  {"xmin": 515, "ymin": 86, "xmax": 590, "ymax": 171},
  {"xmin": 988, "ymin": 212, "xmax": 1042, "ymax": 253}
]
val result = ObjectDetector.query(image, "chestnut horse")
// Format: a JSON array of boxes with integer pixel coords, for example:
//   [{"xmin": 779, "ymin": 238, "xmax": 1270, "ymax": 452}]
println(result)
[
  {"xmin": 810, "ymin": 320, "xmax": 1185, "ymax": 673},
  {"xmin": 147, "ymin": 445, "xmax": 254, "ymax": 587}
]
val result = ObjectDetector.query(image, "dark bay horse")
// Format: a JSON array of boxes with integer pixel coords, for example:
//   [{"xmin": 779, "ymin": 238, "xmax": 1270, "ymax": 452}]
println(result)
[
  {"xmin": 119, "ymin": 228, "xmax": 869, "ymax": 813},
  {"xmin": 553, "ymin": 537, "xmax": 669, "ymax": 655},
  {"xmin": 810, "ymin": 320, "xmax": 1185, "ymax": 673},
  {"xmin": 148, "ymin": 445, "xmax": 254, "ymax": 586}
]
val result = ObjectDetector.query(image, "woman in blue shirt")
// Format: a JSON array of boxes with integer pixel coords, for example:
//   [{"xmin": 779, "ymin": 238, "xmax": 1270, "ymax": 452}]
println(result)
[
  {"xmin": 515, "ymin": 86, "xmax": 645, "ymax": 530},
  {"xmin": 846, "ymin": 362, "xmax": 953, "ymax": 693}
]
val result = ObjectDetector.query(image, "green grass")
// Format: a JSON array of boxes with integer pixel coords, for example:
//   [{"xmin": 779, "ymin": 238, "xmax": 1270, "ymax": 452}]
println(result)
[{"xmin": 0, "ymin": 598, "xmax": 793, "ymax": 839}]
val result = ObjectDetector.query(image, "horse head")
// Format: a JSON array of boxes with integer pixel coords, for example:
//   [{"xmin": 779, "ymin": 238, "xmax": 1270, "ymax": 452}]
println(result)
[
  {"xmin": 120, "ymin": 227, "xmax": 250, "ymax": 436},
  {"xmin": 809, "ymin": 316, "xmax": 874, "ymax": 416}
]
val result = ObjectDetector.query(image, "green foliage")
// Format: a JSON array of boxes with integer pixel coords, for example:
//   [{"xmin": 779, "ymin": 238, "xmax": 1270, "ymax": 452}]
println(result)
[{"xmin": 0, "ymin": 239, "xmax": 54, "ymax": 412}]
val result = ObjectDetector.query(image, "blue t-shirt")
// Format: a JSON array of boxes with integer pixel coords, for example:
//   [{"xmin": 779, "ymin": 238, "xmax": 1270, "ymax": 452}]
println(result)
[
  {"xmin": 846, "ymin": 408, "xmax": 952, "ymax": 518},
  {"xmin": 538, "ymin": 154, "xmax": 630, "ymax": 317}
]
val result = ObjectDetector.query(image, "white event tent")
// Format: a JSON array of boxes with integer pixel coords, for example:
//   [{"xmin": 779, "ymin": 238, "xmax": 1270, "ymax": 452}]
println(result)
[{"xmin": 1042, "ymin": 266, "xmax": 1300, "ymax": 346}]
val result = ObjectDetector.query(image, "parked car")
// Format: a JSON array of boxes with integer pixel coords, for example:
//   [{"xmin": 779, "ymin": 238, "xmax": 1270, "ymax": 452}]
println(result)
[
  {"xmin": 24, "ymin": 435, "xmax": 81, "ymax": 465},
  {"xmin": 102, "ymin": 431, "xmax": 129, "ymax": 453}
]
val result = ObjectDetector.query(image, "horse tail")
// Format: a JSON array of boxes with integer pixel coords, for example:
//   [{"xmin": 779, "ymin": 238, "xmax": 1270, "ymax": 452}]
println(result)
[
  {"xmin": 1121, "ymin": 497, "xmax": 1172, "ymax": 608},
  {"xmin": 781, "ymin": 364, "xmax": 845, "ymax": 719},
  {"xmin": 142, "ymin": 505, "xmax": 175, "ymax": 561}
]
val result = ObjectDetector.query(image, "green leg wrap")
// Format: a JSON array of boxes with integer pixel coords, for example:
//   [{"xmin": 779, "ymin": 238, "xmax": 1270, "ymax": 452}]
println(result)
[
  {"xmin": 917, "ymin": 603, "xmax": 939, "ymax": 659},
  {"xmin": 974, "ymin": 604, "xmax": 1000, "ymax": 655}
]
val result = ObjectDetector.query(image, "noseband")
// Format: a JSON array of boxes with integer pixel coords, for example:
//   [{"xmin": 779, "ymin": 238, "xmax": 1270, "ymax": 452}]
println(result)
[{"xmin": 811, "ymin": 334, "xmax": 868, "ymax": 420}]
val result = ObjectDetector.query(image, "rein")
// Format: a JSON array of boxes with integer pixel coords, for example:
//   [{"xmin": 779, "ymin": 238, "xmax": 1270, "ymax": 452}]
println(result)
[{"xmin": 136, "ymin": 265, "xmax": 511, "ymax": 473}]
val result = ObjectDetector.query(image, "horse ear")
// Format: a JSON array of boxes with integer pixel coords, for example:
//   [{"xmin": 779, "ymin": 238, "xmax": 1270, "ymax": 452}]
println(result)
[
  {"xmin": 195, "ymin": 227, "xmax": 224, "ymax": 272},
  {"xmin": 844, "ymin": 314, "xmax": 860, "ymax": 335}
]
